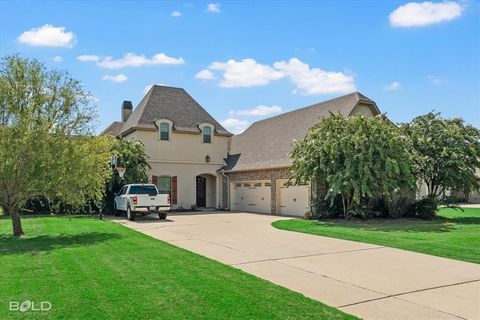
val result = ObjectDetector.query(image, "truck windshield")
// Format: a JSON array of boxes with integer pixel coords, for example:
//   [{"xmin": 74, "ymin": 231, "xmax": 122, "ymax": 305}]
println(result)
[{"xmin": 128, "ymin": 185, "xmax": 158, "ymax": 196}]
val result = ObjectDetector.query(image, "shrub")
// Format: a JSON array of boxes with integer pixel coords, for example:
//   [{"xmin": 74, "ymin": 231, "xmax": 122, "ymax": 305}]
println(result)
[
  {"xmin": 312, "ymin": 194, "xmax": 343, "ymax": 219},
  {"xmin": 415, "ymin": 197, "xmax": 438, "ymax": 219}
]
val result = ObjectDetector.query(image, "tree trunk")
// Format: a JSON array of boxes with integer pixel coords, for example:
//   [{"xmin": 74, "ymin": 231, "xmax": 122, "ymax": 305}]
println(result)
[{"xmin": 9, "ymin": 207, "xmax": 24, "ymax": 237}]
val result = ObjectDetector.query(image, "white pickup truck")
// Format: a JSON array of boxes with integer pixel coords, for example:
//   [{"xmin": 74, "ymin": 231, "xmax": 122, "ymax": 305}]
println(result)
[{"xmin": 114, "ymin": 184, "xmax": 170, "ymax": 221}]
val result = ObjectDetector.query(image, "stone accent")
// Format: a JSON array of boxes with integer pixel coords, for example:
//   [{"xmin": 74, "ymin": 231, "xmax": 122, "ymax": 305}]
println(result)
[
  {"xmin": 224, "ymin": 167, "xmax": 291, "ymax": 214},
  {"xmin": 221, "ymin": 174, "xmax": 229, "ymax": 208}
]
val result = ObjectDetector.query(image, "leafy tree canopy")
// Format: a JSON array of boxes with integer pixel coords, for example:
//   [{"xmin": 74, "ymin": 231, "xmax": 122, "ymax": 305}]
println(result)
[
  {"xmin": 0, "ymin": 54, "xmax": 112, "ymax": 236},
  {"xmin": 290, "ymin": 114, "xmax": 413, "ymax": 218},
  {"xmin": 401, "ymin": 112, "xmax": 480, "ymax": 199}
]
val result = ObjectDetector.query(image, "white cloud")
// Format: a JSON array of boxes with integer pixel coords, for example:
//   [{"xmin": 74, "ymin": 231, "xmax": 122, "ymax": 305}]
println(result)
[
  {"xmin": 197, "ymin": 57, "xmax": 356, "ymax": 95},
  {"xmin": 221, "ymin": 118, "xmax": 249, "ymax": 134},
  {"xmin": 389, "ymin": 1, "xmax": 463, "ymax": 28},
  {"xmin": 428, "ymin": 75, "xmax": 447, "ymax": 84},
  {"xmin": 207, "ymin": 3, "xmax": 220, "ymax": 12},
  {"xmin": 52, "ymin": 56, "xmax": 63, "ymax": 63},
  {"xmin": 273, "ymin": 58, "xmax": 356, "ymax": 95},
  {"xmin": 102, "ymin": 74, "xmax": 128, "ymax": 83},
  {"xmin": 234, "ymin": 105, "xmax": 282, "ymax": 116},
  {"xmin": 195, "ymin": 69, "xmax": 216, "ymax": 80},
  {"xmin": 18, "ymin": 24, "xmax": 76, "ymax": 48},
  {"xmin": 171, "ymin": 11, "xmax": 182, "ymax": 17},
  {"xmin": 77, "ymin": 54, "xmax": 100, "ymax": 62},
  {"xmin": 208, "ymin": 58, "xmax": 284, "ymax": 87},
  {"xmin": 97, "ymin": 52, "xmax": 185, "ymax": 69},
  {"xmin": 384, "ymin": 81, "xmax": 401, "ymax": 91}
]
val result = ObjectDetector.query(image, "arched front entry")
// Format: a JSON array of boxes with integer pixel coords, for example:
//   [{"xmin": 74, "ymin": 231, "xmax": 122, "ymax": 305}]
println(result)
[{"xmin": 196, "ymin": 174, "xmax": 216, "ymax": 208}]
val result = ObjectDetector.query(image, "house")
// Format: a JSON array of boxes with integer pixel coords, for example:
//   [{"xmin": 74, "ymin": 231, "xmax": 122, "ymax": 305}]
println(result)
[{"xmin": 102, "ymin": 85, "xmax": 381, "ymax": 216}]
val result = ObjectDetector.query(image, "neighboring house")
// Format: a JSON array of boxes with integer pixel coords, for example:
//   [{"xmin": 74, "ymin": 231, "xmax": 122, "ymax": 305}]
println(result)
[{"xmin": 102, "ymin": 85, "xmax": 381, "ymax": 216}]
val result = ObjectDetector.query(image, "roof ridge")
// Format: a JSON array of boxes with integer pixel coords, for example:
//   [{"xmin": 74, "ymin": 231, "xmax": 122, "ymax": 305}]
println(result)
[{"xmin": 240, "ymin": 91, "xmax": 362, "ymax": 133}]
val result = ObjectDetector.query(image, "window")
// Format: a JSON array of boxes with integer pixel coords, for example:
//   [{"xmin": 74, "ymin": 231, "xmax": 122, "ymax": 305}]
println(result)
[
  {"xmin": 160, "ymin": 123, "xmax": 169, "ymax": 141},
  {"xmin": 254, "ymin": 183, "xmax": 262, "ymax": 187},
  {"xmin": 157, "ymin": 176, "xmax": 171, "ymax": 194},
  {"xmin": 264, "ymin": 182, "xmax": 271, "ymax": 187},
  {"xmin": 128, "ymin": 185, "xmax": 158, "ymax": 196},
  {"xmin": 235, "ymin": 183, "xmax": 242, "ymax": 188},
  {"xmin": 203, "ymin": 126, "xmax": 212, "ymax": 143},
  {"xmin": 244, "ymin": 183, "xmax": 251, "ymax": 188}
]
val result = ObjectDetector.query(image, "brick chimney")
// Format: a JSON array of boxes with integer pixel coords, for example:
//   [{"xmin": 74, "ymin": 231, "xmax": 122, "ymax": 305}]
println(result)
[{"xmin": 122, "ymin": 101, "xmax": 133, "ymax": 122}]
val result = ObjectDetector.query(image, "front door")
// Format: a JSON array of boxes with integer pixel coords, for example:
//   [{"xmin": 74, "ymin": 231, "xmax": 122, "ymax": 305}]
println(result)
[{"xmin": 196, "ymin": 176, "xmax": 206, "ymax": 207}]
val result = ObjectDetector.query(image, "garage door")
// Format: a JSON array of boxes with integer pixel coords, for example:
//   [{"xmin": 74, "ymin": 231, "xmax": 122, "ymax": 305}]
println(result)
[
  {"xmin": 231, "ymin": 181, "xmax": 271, "ymax": 214},
  {"xmin": 470, "ymin": 191, "xmax": 480, "ymax": 204},
  {"xmin": 277, "ymin": 179, "xmax": 310, "ymax": 217}
]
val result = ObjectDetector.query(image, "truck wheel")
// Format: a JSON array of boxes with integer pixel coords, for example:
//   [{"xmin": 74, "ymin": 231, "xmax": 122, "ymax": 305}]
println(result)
[
  {"xmin": 127, "ymin": 206, "xmax": 135, "ymax": 221},
  {"xmin": 158, "ymin": 212, "xmax": 167, "ymax": 220},
  {"xmin": 113, "ymin": 204, "xmax": 120, "ymax": 216}
]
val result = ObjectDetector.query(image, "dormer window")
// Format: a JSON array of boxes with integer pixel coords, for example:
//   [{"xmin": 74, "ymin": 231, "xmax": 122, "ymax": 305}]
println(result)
[
  {"xmin": 160, "ymin": 123, "xmax": 170, "ymax": 141},
  {"xmin": 203, "ymin": 127, "xmax": 212, "ymax": 143}
]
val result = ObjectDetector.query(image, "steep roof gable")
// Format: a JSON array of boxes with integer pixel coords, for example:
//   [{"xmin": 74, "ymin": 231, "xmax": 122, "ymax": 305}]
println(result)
[
  {"xmin": 121, "ymin": 85, "xmax": 231, "ymax": 136},
  {"xmin": 223, "ymin": 92, "xmax": 380, "ymax": 171}
]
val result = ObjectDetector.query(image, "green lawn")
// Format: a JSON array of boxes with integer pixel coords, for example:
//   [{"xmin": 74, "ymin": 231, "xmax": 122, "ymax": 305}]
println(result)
[
  {"xmin": 273, "ymin": 208, "xmax": 480, "ymax": 264},
  {"xmin": 0, "ymin": 216, "xmax": 356, "ymax": 320}
]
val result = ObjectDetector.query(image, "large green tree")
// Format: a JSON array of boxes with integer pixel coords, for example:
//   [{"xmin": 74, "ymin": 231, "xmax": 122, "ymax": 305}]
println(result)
[
  {"xmin": 0, "ymin": 55, "xmax": 112, "ymax": 236},
  {"xmin": 402, "ymin": 112, "xmax": 480, "ymax": 199},
  {"xmin": 104, "ymin": 139, "xmax": 150, "ymax": 213},
  {"xmin": 290, "ymin": 114, "xmax": 413, "ymax": 218},
  {"xmin": 110, "ymin": 139, "xmax": 150, "ymax": 186}
]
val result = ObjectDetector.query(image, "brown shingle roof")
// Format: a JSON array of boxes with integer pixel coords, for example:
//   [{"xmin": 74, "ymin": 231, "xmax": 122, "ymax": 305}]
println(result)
[
  {"xmin": 120, "ymin": 85, "xmax": 232, "ymax": 136},
  {"xmin": 101, "ymin": 121, "xmax": 124, "ymax": 137},
  {"xmin": 223, "ymin": 92, "xmax": 379, "ymax": 171}
]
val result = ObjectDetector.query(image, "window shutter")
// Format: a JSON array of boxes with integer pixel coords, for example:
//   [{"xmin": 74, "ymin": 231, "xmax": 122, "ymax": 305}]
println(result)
[
  {"xmin": 172, "ymin": 176, "xmax": 177, "ymax": 204},
  {"xmin": 152, "ymin": 175, "xmax": 158, "ymax": 186}
]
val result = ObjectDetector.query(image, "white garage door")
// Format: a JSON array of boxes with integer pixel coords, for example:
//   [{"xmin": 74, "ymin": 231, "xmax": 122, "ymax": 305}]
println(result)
[
  {"xmin": 231, "ymin": 181, "xmax": 271, "ymax": 214},
  {"xmin": 470, "ymin": 191, "xmax": 480, "ymax": 204},
  {"xmin": 277, "ymin": 179, "xmax": 310, "ymax": 217}
]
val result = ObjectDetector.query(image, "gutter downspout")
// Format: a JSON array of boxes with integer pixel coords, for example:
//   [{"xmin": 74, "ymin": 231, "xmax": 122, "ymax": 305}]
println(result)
[{"xmin": 220, "ymin": 170, "xmax": 230, "ymax": 210}]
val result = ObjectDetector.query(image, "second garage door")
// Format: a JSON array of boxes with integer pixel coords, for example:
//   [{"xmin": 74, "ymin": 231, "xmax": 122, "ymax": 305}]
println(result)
[
  {"xmin": 231, "ymin": 181, "xmax": 271, "ymax": 214},
  {"xmin": 277, "ymin": 179, "xmax": 310, "ymax": 217}
]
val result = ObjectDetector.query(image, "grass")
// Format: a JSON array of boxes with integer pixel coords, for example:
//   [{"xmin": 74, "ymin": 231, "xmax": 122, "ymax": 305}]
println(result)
[
  {"xmin": 272, "ymin": 208, "xmax": 480, "ymax": 264},
  {"xmin": 0, "ymin": 216, "xmax": 356, "ymax": 320}
]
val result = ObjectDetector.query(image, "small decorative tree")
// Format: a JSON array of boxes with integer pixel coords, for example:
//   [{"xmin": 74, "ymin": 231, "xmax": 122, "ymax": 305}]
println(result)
[
  {"xmin": 402, "ymin": 112, "xmax": 480, "ymax": 201},
  {"xmin": 0, "ymin": 55, "xmax": 112, "ymax": 236},
  {"xmin": 290, "ymin": 114, "xmax": 413, "ymax": 219}
]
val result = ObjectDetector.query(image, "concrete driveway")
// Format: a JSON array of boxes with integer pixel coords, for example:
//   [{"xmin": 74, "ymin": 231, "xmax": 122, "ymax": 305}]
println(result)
[{"xmin": 113, "ymin": 212, "xmax": 480, "ymax": 320}]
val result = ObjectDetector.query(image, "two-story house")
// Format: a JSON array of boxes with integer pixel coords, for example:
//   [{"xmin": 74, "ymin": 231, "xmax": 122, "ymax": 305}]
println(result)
[
  {"xmin": 102, "ymin": 85, "xmax": 382, "ymax": 215},
  {"xmin": 103, "ymin": 85, "xmax": 232, "ymax": 210}
]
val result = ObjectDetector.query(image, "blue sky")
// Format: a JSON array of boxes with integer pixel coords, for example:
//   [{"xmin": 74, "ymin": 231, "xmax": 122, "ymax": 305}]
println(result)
[{"xmin": 1, "ymin": 1, "xmax": 479, "ymax": 133}]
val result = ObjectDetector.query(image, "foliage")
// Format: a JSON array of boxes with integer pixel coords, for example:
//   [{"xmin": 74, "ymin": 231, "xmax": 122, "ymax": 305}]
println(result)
[
  {"xmin": 0, "ymin": 54, "xmax": 112, "ymax": 236},
  {"xmin": 290, "ymin": 114, "xmax": 414, "ymax": 218},
  {"xmin": 104, "ymin": 139, "xmax": 150, "ymax": 213},
  {"xmin": 110, "ymin": 139, "xmax": 150, "ymax": 185},
  {"xmin": 401, "ymin": 112, "xmax": 480, "ymax": 200},
  {"xmin": 414, "ymin": 196, "xmax": 438, "ymax": 219}
]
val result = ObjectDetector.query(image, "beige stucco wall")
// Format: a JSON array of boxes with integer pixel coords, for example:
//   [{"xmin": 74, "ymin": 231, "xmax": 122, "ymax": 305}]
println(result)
[
  {"xmin": 132, "ymin": 130, "xmax": 229, "ymax": 165},
  {"xmin": 124, "ymin": 129, "xmax": 228, "ymax": 209}
]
